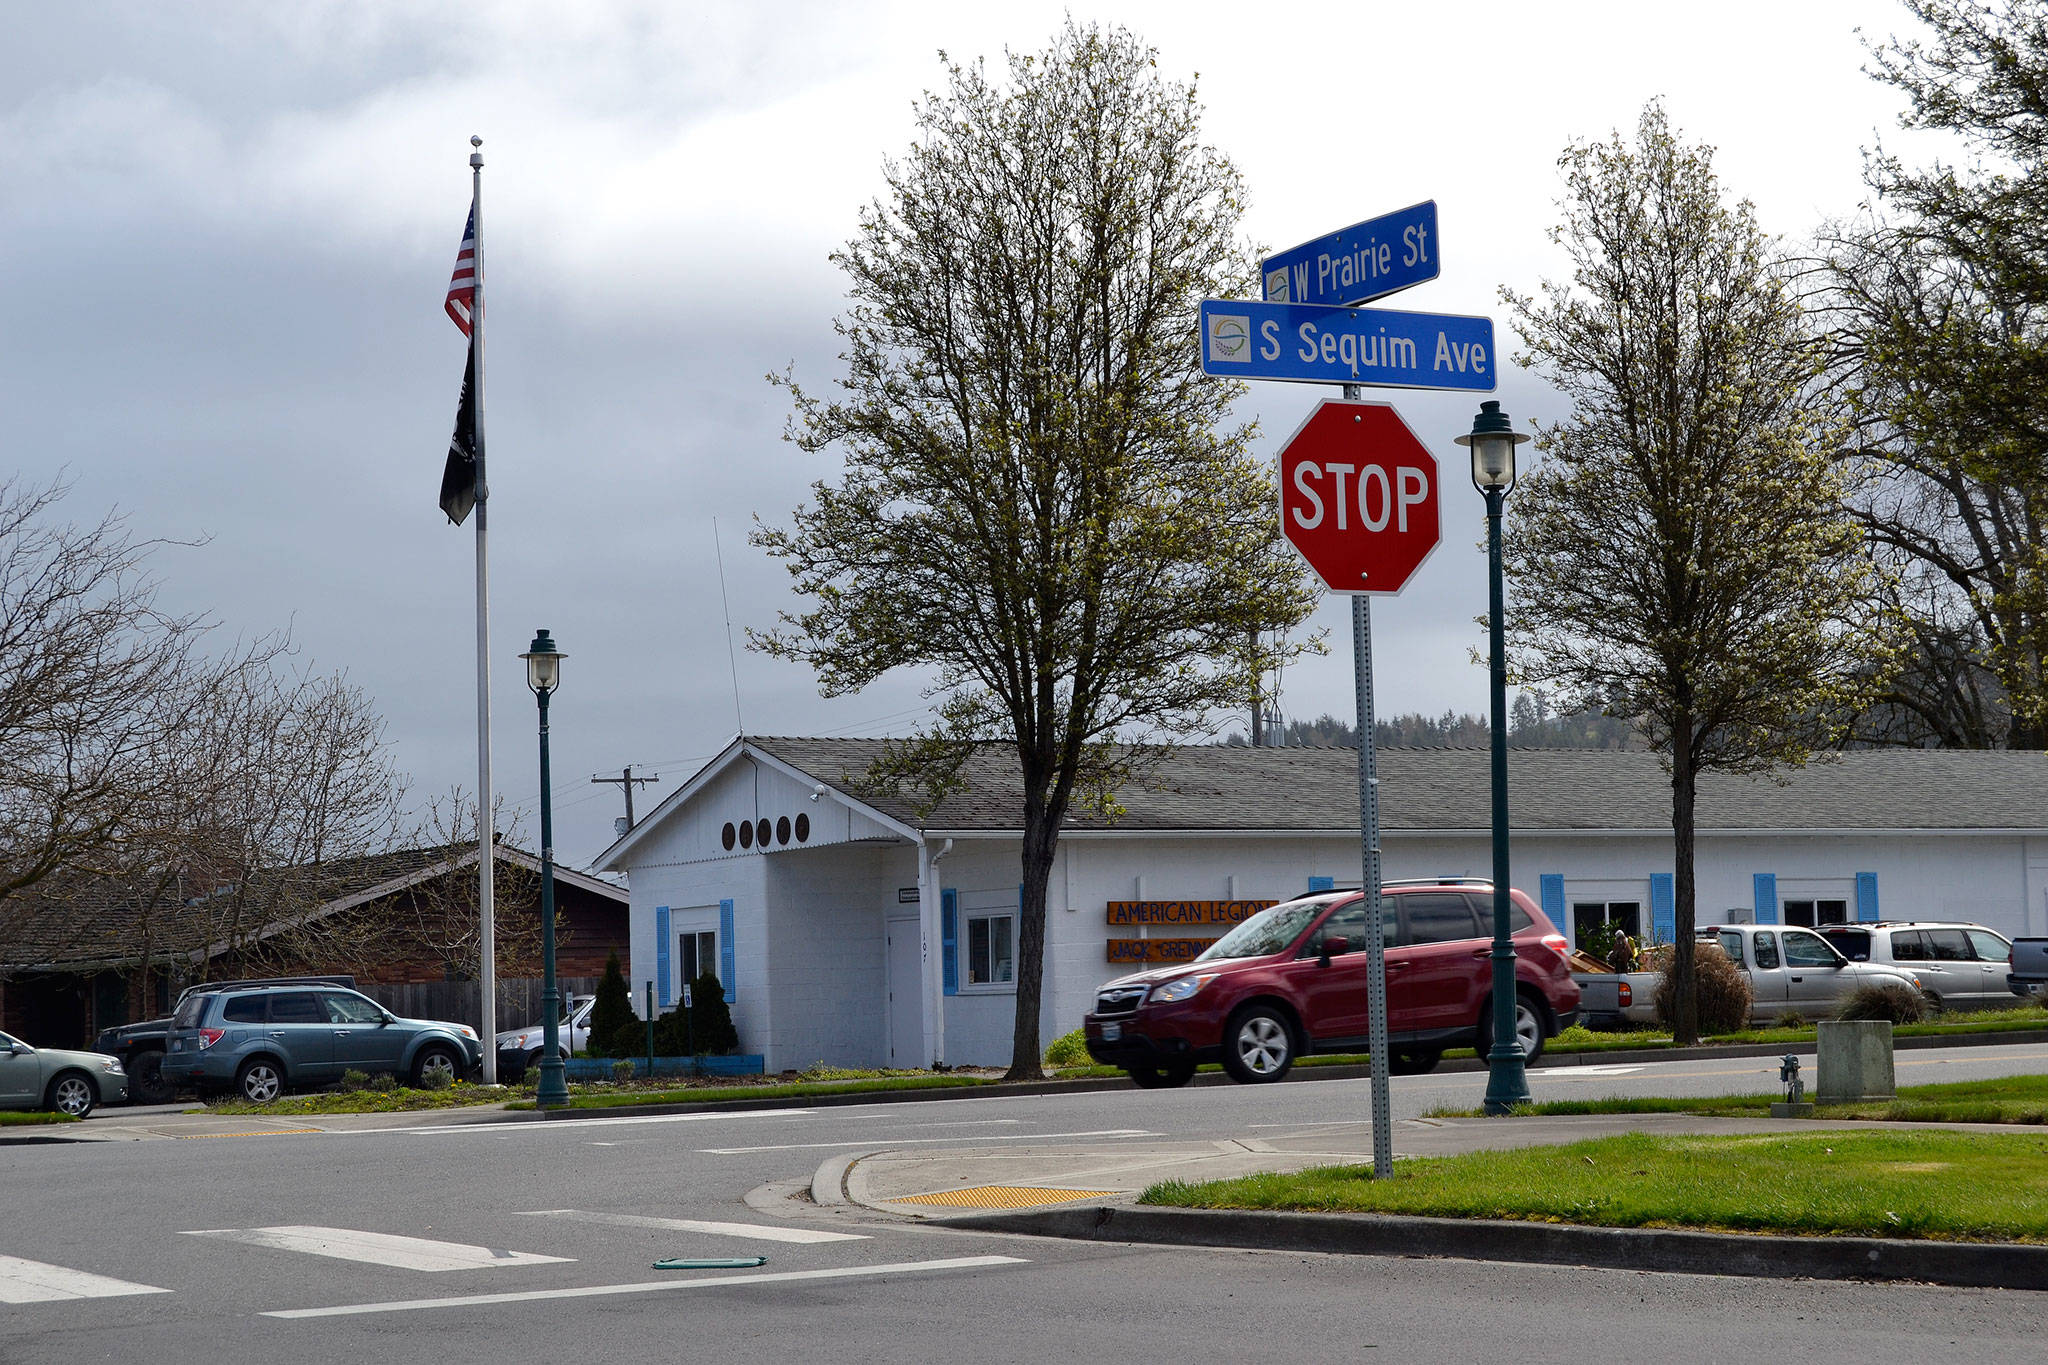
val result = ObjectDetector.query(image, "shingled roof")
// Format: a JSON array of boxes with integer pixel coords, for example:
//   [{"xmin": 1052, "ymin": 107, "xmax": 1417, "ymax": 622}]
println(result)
[{"xmin": 741, "ymin": 738, "xmax": 2048, "ymax": 834}]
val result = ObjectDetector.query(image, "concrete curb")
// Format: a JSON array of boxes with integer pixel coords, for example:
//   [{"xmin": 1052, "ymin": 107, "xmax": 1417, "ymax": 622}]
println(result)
[{"xmin": 942, "ymin": 1204, "xmax": 2048, "ymax": 1292}]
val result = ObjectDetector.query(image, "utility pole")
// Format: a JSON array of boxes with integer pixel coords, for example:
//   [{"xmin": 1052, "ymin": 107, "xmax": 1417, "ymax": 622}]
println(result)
[
  {"xmin": 593, "ymin": 766, "xmax": 660, "ymax": 830},
  {"xmin": 1250, "ymin": 627, "xmax": 1263, "ymax": 747}
]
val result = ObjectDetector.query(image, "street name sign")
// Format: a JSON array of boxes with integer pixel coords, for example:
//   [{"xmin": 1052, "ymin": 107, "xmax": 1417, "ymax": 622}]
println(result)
[
  {"xmin": 1262, "ymin": 200, "xmax": 1438, "ymax": 307},
  {"xmin": 1200, "ymin": 298, "xmax": 1496, "ymax": 392},
  {"xmin": 1276, "ymin": 399, "xmax": 1442, "ymax": 595}
]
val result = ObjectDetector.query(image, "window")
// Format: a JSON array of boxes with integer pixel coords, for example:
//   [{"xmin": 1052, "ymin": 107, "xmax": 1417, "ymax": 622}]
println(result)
[
  {"xmin": 680, "ymin": 930, "xmax": 718, "ymax": 986},
  {"xmin": 1890, "ymin": 930, "xmax": 1927, "ymax": 961},
  {"xmin": 1967, "ymin": 929, "xmax": 2011, "ymax": 964},
  {"xmin": 1924, "ymin": 929, "xmax": 1971, "ymax": 962},
  {"xmin": 1303, "ymin": 900, "xmax": 1379, "ymax": 955},
  {"xmin": 1717, "ymin": 930, "xmax": 1746, "ymax": 966},
  {"xmin": 1752, "ymin": 931, "xmax": 1780, "ymax": 970},
  {"xmin": 1573, "ymin": 900, "xmax": 1642, "ymax": 943},
  {"xmin": 221, "ymin": 996, "xmax": 266, "ymax": 1023},
  {"xmin": 967, "ymin": 913, "xmax": 1014, "ymax": 985},
  {"xmin": 322, "ymin": 992, "xmax": 385, "ymax": 1024},
  {"xmin": 1404, "ymin": 893, "xmax": 1481, "ymax": 945},
  {"xmin": 1827, "ymin": 929, "xmax": 1872, "ymax": 962},
  {"xmin": 1782, "ymin": 899, "xmax": 1849, "ymax": 928},
  {"xmin": 1782, "ymin": 930, "xmax": 1840, "ymax": 969},
  {"xmin": 268, "ymin": 992, "xmax": 324, "ymax": 1024}
]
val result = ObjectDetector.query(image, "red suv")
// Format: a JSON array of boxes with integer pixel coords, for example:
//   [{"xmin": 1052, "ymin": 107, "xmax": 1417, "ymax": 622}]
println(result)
[{"xmin": 1082, "ymin": 881, "xmax": 1580, "ymax": 1087}]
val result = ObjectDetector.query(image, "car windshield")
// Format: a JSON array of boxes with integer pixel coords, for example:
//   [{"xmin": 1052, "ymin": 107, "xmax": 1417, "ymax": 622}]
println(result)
[{"xmin": 1197, "ymin": 899, "xmax": 1332, "ymax": 962}]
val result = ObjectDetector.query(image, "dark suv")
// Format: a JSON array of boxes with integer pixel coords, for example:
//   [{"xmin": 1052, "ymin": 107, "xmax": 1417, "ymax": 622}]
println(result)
[
  {"xmin": 1083, "ymin": 882, "xmax": 1580, "ymax": 1087},
  {"xmin": 162, "ymin": 983, "xmax": 483, "ymax": 1103}
]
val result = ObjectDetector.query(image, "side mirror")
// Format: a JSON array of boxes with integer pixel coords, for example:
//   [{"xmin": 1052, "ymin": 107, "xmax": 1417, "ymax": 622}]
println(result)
[{"xmin": 1321, "ymin": 935, "xmax": 1349, "ymax": 961}]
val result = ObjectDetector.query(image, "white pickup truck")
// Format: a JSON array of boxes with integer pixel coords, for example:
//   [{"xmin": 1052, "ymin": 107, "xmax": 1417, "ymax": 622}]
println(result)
[{"xmin": 1573, "ymin": 924, "xmax": 1924, "ymax": 1028}]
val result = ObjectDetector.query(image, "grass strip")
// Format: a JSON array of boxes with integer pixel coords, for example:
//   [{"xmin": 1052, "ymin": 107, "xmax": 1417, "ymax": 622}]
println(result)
[
  {"xmin": 1141, "ymin": 1129, "xmax": 2048, "ymax": 1241},
  {"xmin": 0, "ymin": 1110, "xmax": 78, "ymax": 1126},
  {"xmin": 1425, "ymin": 1073, "xmax": 2048, "ymax": 1125}
]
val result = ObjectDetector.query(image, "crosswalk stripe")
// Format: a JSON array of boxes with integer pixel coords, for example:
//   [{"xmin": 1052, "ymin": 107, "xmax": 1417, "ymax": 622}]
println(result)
[
  {"xmin": 179, "ymin": 1227, "xmax": 571, "ymax": 1272},
  {"xmin": 515, "ymin": 1209, "xmax": 866, "ymax": 1244},
  {"xmin": 0, "ymin": 1255, "xmax": 171, "ymax": 1303},
  {"xmin": 262, "ymin": 1255, "xmax": 1029, "ymax": 1318}
]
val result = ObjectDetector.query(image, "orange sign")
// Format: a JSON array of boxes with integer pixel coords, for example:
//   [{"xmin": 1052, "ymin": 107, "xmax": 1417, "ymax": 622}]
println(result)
[
  {"xmin": 1106, "ymin": 900, "xmax": 1273, "ymax": 926},
  {"xmin": 1107, "ymin": 938, "xmax": 1219, "ymax": 964}
]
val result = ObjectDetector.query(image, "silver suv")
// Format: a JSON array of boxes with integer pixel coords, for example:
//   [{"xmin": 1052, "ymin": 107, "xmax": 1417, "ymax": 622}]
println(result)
[
  {"xmin": 1701, "ymin": 924, "xmax": 1924, "ymax": 1019},
  {"xmin": 162, "ymin": 984, "xmax": 483, "ymax": 1103},
  {"xmin": 1818, "ymin": 922, "xmax": 2017, "ymax": 1012}
]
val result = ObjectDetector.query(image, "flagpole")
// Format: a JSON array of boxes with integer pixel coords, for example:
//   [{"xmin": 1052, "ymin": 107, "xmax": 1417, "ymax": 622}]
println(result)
[{"xmin": 469, "ymin": 135, "xmax": 498, "ymax": 1084}]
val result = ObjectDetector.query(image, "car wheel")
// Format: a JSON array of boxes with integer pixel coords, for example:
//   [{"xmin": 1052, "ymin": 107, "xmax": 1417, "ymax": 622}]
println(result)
[
  {"xmin": 46, "ymin": 1071, "xmax": 97, "ymax": 1118},
  {"xmin": 1126, "ymin": 1061, "xmax": 1196, "ymax": 1090},
  {"xmin": 1475, "ymin": 994, "xmax": 1547, "ymax": 1065},
  {"xmin": 1389, "ymin": 1048, "xmax": 1442, "ymax": 1075},
  {"xmin": 412, "ymin": 1046, "xmax": 462, "ymax": 1088},
  {"xmin": 237, "ymin": 1058, "xmax": 284, "ymax": 1104},
  {"xmin": 1220, "ymin": 1006, "xmax": 1295, "ymax": 1084},
  {"xmin": 127, "ymin": 1050, "xmax": 174, "ymax": 1105}
]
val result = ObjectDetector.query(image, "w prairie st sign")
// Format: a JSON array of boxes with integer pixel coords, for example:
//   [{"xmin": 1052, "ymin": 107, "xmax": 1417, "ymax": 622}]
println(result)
[{"xmin": 1277, "ymin": 399, "xmax": 1441, "ymax": 595}]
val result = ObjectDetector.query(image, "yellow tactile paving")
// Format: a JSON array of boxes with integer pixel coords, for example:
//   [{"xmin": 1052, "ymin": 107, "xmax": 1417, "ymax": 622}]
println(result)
[{"xmin": 892, "ymin": 1185, "xmax": 1120, "ymax": 1209}]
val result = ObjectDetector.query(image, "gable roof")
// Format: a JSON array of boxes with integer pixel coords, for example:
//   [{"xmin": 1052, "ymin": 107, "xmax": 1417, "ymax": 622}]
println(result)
[
  {"xmin": 2, "ymin": 842, "xmax": 626, "ymax": 974},
  {"xmin": 731, "ymin": 737, "xmax": 2048, "ymax": 835}
]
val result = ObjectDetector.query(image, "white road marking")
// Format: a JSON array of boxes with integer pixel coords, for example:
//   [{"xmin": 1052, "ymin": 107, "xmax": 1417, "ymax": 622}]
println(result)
[
  {"xmin": 516, "ymin": 1210, "xmax": 866, "ymax": 1244},
  {"xmin": 180, "ymin": 1227, "xmax": 572, "ymax": 1272},
  {"xmin": 358, "ymin": 1108, "xmax": 814, "ymax": 1136},
  {"xmin": 0, "ymin": 1255, "xmax": 171, "ymax": 1303},
  {"xmin": 262, "ymin": 1255, "xmax": 1029, "ymax": 1318},
  {"xmin": 1534, "ymin": 1065, "xmax": 1647, "ymax": 1078},
  {"xmin": 699, "ymin": 1127, "xmax": 1153, "ymax": 1154}
]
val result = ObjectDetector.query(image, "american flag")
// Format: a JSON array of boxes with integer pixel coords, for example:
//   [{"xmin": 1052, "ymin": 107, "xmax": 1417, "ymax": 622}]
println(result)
[{"xmin": 445, "ymin": 206, "xmax": 477, "ymax": 335}]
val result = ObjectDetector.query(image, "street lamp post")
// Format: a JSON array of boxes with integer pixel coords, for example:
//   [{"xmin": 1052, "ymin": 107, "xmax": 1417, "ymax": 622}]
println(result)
[
  {"xmin": 1458, "ymin": 401, "xmax": 1533, "ymax": 1116},
  {"xmin": 520, "ymin": 628, "xmax": 571, "ymax": 1111}
]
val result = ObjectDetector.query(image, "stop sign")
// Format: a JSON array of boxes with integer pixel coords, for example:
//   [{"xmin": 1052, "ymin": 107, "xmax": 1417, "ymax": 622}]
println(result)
[{"xmin": 1277, "ymin": 399, "xmax": 1441, "ymax": 594}]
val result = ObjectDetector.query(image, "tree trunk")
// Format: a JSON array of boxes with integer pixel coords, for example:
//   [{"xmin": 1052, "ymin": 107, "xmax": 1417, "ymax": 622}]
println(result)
[
  {"xmin": 1005, "ymin": 805, "xmax": 1059, "ymax": 1081},
  {"xmin": 1670, "ymin": 733, "xmax": 1700, "ymax": 1046}
]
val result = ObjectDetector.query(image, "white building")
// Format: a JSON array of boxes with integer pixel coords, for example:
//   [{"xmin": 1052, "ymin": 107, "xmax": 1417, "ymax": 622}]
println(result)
[{"xmin": 594, "ymin": 738, "xmax": 2048, "ymax": 1072}]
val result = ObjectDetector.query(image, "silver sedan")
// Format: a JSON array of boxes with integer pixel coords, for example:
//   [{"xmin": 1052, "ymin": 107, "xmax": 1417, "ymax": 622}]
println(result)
[{"xmin": 0, "ymin": 1030, "xmax": 128, "ymax": 1117}]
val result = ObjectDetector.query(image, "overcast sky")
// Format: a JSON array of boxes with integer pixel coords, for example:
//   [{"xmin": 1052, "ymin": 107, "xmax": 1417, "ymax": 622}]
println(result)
[{"xmin": 1, "ymin": 2, "xmax": 1946, "ymax": 868}]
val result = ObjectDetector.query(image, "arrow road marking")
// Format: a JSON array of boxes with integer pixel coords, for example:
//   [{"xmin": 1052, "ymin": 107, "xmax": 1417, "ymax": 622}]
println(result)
[
  {"xmin": 180, "ymin": 1227, "xmax": 571, "ymax": 1271},
  {"xmin": 0, "ymin": 1255, "xmax": 171, "ymax": 1303},
  {"xmin": 262, "ymin": 1255, "xmax": 1029, "ymax": 1318},
  {"xmin": 516, "ymin": 1210, "xmax": 865, "ymax": 1244}
]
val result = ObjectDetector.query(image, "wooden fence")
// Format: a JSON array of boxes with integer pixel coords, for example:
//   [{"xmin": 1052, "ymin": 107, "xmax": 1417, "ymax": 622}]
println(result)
[{"xmin": 358, "ymin": 978, "xmax": 602, "ymax": 1033}]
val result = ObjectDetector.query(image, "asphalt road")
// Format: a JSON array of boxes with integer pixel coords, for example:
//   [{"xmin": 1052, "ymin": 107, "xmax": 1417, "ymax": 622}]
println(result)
[{"xmin": 7, "ymin": 1042, "xmax": 2048, "ymax": 1363}]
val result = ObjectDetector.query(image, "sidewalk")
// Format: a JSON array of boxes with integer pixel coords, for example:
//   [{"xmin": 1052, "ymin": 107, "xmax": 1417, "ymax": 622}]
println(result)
[{"xmin": 820, "ymin": 1113, "xmax": 2048, "ymax": 1292}]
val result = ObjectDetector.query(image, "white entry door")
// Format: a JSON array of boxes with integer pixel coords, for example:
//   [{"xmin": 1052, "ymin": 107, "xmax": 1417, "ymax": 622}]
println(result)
[{"xmin": 885, "ymin": 918, "xmax": 922, "ymax": 1068}]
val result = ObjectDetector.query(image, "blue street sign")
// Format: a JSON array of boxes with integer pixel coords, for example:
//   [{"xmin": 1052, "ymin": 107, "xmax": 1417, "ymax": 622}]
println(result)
[
  {"xmin": 1262, "ymin": 201, "xmax": 1439, "ymax": 307},
  {"xmin": 1200, "ymin": 298, "xmax": 1497, "ymax": 392}
]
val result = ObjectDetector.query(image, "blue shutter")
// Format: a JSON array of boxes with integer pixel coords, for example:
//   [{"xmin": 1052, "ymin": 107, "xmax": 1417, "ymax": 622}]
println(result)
[
  {"xmin": 655, "ymin": 905, "xmax": 672, "ymax": 1008},
  {"xmin": 1753, "ymin": 873, "xmax": 1778, "ymax": 925},
  {"xmin": 1539, "ymin": 874, "xmax": 1566, "ymax": 939},
  {"xmin": 1650, "ymin": 874, "xmax": 1675, "ymax": 944},
  {"xmin": 1856, "ymin": 872, "xmax": 1879, "ymax": 923},
  {"xmin": 941, "ymin": 889, "xmax": 959, "ymax": 996},
  {"xmin": 719, "ymin": 899, "xmax": 736, "ymax": 1004},
  {"xmin": 1308, "ymin": 876, "xmax": 1335, "ymax": 893}
]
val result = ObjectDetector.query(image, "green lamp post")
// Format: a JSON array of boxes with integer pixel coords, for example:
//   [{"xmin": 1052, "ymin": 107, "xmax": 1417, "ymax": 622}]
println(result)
[
  {"xmin": 1458, "ymin": 401, "xmax": 1534, "ymax": 1116},
  {"xmin": 520, "ymin": 628, "xmax": 571, "ymax": 1111}
]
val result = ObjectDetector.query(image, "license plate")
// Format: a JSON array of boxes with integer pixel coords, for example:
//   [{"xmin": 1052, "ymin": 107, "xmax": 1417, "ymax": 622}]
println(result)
[{"xmin": 1101, "ymin": 1022, "xmax": 1121, "ymax": 1041}]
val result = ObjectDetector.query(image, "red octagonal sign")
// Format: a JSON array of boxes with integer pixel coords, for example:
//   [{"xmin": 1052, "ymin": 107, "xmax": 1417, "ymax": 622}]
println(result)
[{"xmin": 1278, "ymin": 399, "xmax": 1441, "ymax": 595}]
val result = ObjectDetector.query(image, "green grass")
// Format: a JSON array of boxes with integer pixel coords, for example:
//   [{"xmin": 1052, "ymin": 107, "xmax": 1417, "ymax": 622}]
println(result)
[
  {"xmin": 1140, "ymin": 1129, "xmax": 2048, "ymax": 1241},
  {"xmin": 208, "ymin": 1083, "xmax": 509, "ymax": 1116},
  {"xmin": 1425, "ymin": 1072, "xmax": 2048, "ymax": 1125},
  {"xmin": 0, "ymin": 1110, "xmax": 78, "ymax": 1126}
]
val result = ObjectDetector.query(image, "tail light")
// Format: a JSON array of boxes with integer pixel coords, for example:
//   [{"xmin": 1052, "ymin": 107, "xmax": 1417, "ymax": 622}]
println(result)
[
  {"xmin": 194, "ymin": 1028, "xmax": 225, "ymax": 1050},
  {"xmin": 1617, "ymin": 981, "xmax": 1633, "ymax": 1007},
  {"xmin": 1539, "ymin": 933, "xmax": 1572, "ymax": 964}
]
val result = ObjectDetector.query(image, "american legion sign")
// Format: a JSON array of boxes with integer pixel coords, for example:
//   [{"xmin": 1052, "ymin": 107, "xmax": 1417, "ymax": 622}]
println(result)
[{"xmin": 1105, "ymin": 900, "xmax": 1277, "ymax": 964}]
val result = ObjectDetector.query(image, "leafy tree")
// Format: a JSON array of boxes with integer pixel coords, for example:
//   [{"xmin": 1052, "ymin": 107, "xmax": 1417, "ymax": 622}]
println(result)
[
  {"xmin": 1502, "ymin": 104, "xmax": 1894, "ymax": 1044},
  {"xmin": 588, "ymin": 951, "xmax": 634, "ymax": 1058},
  {"xmin": 1813, "ymin": 1, "xmax": 2048, "ymax": 747},
  {"xmin": 754, "ymin": 23, "xmax": 1319, "ymax": 1079}
]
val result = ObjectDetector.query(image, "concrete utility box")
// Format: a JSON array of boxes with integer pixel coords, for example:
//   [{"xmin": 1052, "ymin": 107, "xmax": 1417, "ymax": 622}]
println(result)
[{"xmin": 1815, "ymin": 1020, "xmax": 1895, "ymax": 1102}]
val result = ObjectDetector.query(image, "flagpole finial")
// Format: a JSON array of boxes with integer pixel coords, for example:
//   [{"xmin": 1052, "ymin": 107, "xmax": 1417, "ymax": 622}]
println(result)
[{"xmin": 470, "ymin": 134, "xmax": 483, "ymax": 169}]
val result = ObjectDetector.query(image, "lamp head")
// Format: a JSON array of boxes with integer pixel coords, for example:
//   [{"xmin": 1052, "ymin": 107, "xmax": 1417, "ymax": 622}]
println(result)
[
  {"xmin": 521, "ymin": 629, "xmax": 565, "ymax": 694},
  {"xmin": 1455, "ymin": 400, "xmax": 1529, "ymax": 494}
]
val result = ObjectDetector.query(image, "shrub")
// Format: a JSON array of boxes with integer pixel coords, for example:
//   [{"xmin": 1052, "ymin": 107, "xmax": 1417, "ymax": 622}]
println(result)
[
  {"xmin": 1837, "ymin": 982, "xmax": 1928, "ymax": 1024},
  {"xmin": 417, "ymin": 1066, "xmax": 452, "ymax": 1091},
  {"xmin": 522, "ymin": 1066, "xmax": 541, "ymax": 1088},
  {"xmin": 589, "ymin": 951, "xmax": 635, "ymax": 1059},
  {"xmin": 1043, "ymin": 1028, "xmax": 1090, "ymax": 1069},
  {"xmin": 1653, "ymin": 943, "xmax": 1752, "ymax": 1035},
  {"xmin": 339, "ymin": 1069, "xmax": 371, "ymax": 1091},
  {"xmin": 611, "ymin": 1058, "xmax": 635, "ymax": 1084},
  {"xmin": 1577, "ymin": 920, "xmax": 1621, "ymax": 966},
  {"xmin": 1774, "ymin": 1012, "xmax": 1808, "ymax": 1030},
  {"xmin": 368, "ymin": 1073, "xmax": 398, "ymax": 1092}
]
